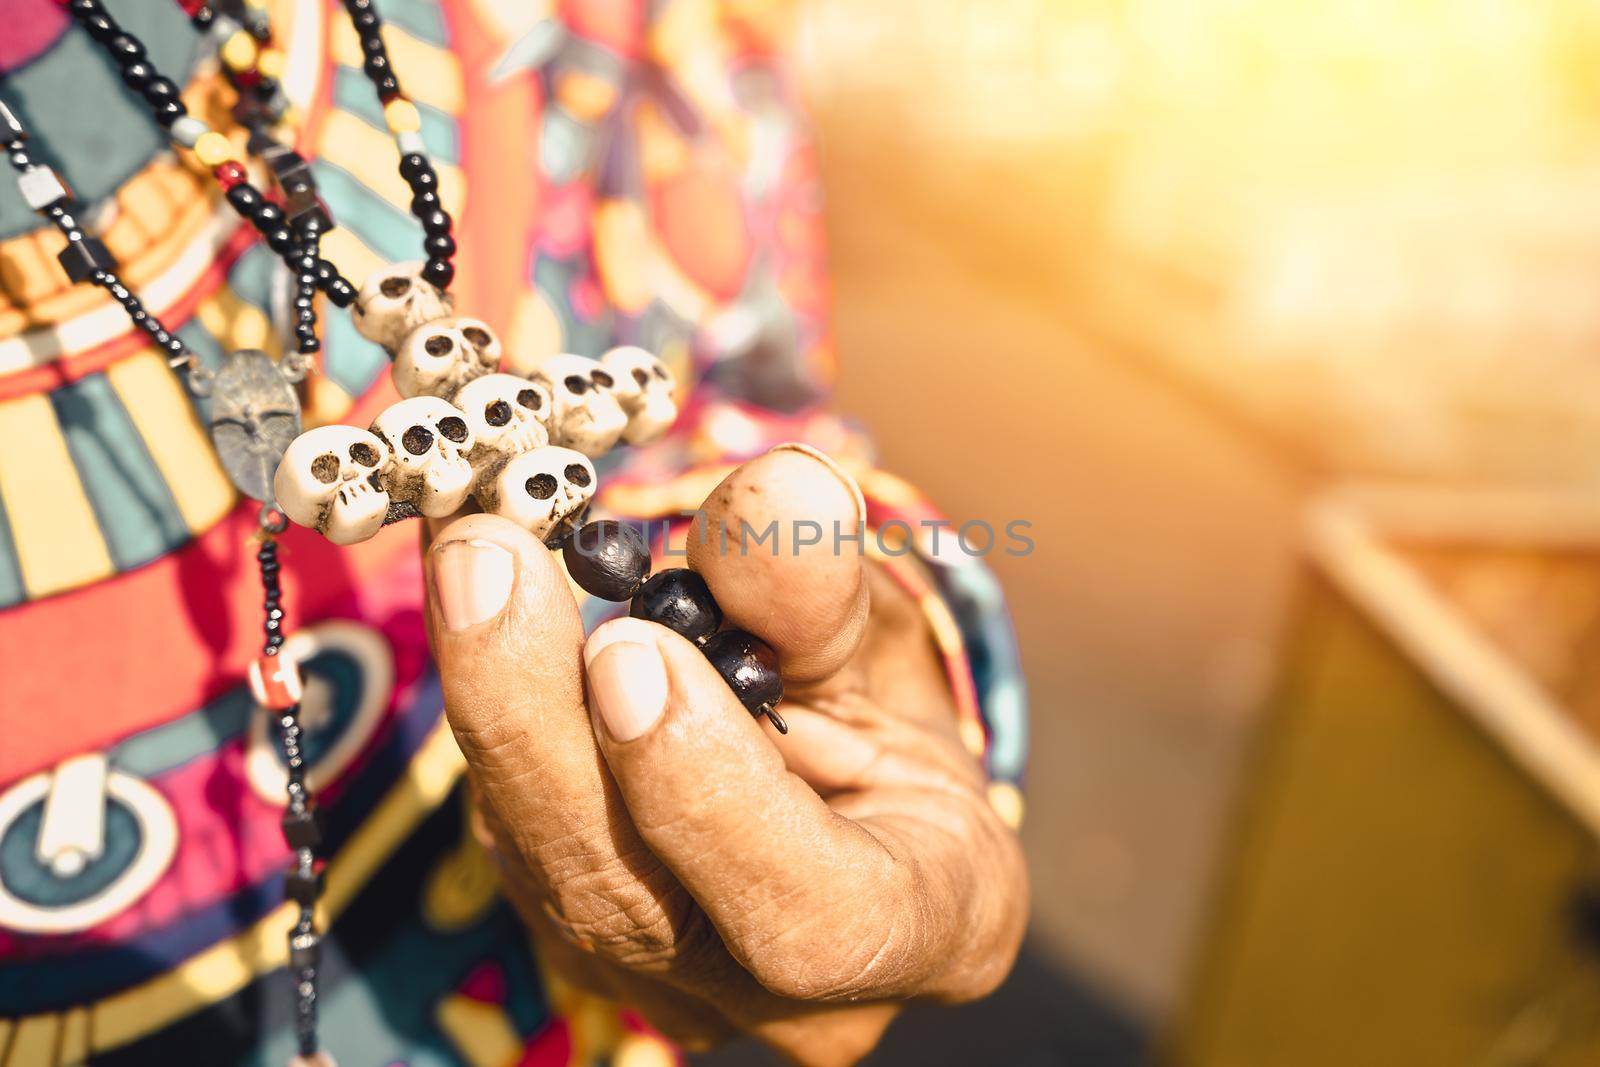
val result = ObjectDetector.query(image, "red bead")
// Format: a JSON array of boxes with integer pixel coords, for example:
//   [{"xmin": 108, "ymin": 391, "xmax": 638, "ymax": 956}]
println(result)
[
  {"xmin": 213, "ymin": 161, "xmax": 247, "ymax": 189},
  {"xmin": 176, "ymin": 0, "xmax": 208, "ymax": 13},
  {"xmin": 234, "ymin": 67, "xmax": 261, "ymax": 88},
  {"xmin": 249, "ymin": 651, "xmax": 303, "ymax": 709}
]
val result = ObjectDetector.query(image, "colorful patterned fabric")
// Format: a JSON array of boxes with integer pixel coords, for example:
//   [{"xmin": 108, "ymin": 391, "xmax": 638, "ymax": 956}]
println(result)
[{"xmin": 0, "ymin": 1, "xmax": 1027, "ymax": 1063}]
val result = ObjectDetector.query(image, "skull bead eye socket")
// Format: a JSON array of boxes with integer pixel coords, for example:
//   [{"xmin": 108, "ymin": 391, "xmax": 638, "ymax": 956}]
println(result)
[
  {"xmin": 526, "ymin": 473, "xmax": 558, "ymax": 499},
  {"xmin": 424, "ymin": 335, "xmax": 454, "ymax": 357},
  {"xmin": 564, "ymin": 463, "xmax": 592, "ymax": 488},
  {"xmin": 379, "ymin": 277, "xmax": 411, "ymax": 298},
  {"xmin": 462, "ymin": 327, "xmax": 492, "ymax": 349},
  {"xmin": 349, "ymin": 442, "xmax": 380, "ymax": 467},
  {"xmin": 311, "ymin": 453, "xmax": 341, "ymax": 483},
  {"xmin": 591, "ymin": 370, "xmax": 614, "ymax": 389},
  {"xmin": 516, "ymin": 388, "xmax": 543, "ymax": 411},
  {"xmin": 632, "ymin": 368, "xmax": 650, "ymax": 388},
  {"xmin": 563, "ymin": 375, "xmax": 589, "ymax": 395},
  {"xmin": 403, "ymin": 425, "xmax": 435, "ymax": 455},
  {"xmin": 485, "ymin": 400, "xmax": 512, "ymax": 427},
  {"xmin": 653, "ymin": 364, "xmax": 670, "ymax": 381},
  {"xmin": 438, "ymin": 416, "xmax": 469, "ymax": 443}
]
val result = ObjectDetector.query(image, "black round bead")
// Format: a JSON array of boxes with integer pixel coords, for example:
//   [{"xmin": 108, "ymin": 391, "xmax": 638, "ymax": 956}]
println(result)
[
  {"xmin": 108, "ymin": 34, "xmax": 144, "ymax": 61},
  {"xmin": 408, "ymin": 169, "xmax": 438, "ymax": 195},
  {"xmin": 410, "ymin": 191, "xmax": 440, "ymax": 216},
  {"xmin": 119, "ymin": 60, "xmax": 153, "ymax": 90},
  {"xmin": 226, "ymin": 185, "xmax": 263, "ymax": 213},
  {"xmin": 83, "ymin": 13, "xmax": 117, "ymax": 41},
  {"xmin": 418, "ymin": 208, "xmax": 452, "ymax": 235},
  {"xmin": 268, "ymin": 227, "xmax": 295, "ymax": 254},
  {"xmin": 424, "ymin": 233, "xmax": 456, "ymax": 259},
  {"xmin": 399, "ymin": 153, "xmax": 429, "ymax": 181},
  {"xmin": 254, "ymin": 202, "xmax": 285, "ymax": 226},
  {"xmin": 563, "ymin": 521, "xmax": 651, "ymax": 601},
  {"xmin": 143, "ymin": 76, "xmax": 181, "ymax": 104},
  {"xmin": 422, "ymin": 258, "xmax": 453, "ymax": 289},
  {"xmin": 375, "ymin": 75, "xmax": 400, "ymax": 98},
  {"xmin": 352, "ymin": 9, "xmax": 380, "ymax": 31},
  {"xmin": 151, "ymin": 100, "xmax": 186, "ymax": 126},
  {"xmin": 327, "ymin": 278, "xmax": 356, "ymax": 307},
  {"xmin": 363, "ymin": 54, "xmax": 390, "ymax": 80},
  {"xmin": 630, "ymin": 568, "xmax": 722, "ymax": 645},
  {"xmin": 702, "ymin": 630, "xmax": 784, "ymax": 721}
]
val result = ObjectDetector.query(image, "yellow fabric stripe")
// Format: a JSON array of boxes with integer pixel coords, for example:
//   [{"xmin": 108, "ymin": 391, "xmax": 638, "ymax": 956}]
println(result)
[
  {"xmin": 436, "ymin": 996, "xmax": 524, "ymax": 1067},
  {"xmin": 104, "ymin": 353, "xmax": 235, "ymax": 535},
  {"xmin": 3, "ymin": 1014, "xmax": 57, "ymax": 1067},
  {"xmin": 0, "ymin": 393, "xmax": 115, "ymax": 598},
  {"xmin": 192, "ymin": 283, "xmax": 280, "ymax": 357},
  {"xmin": 57, "ymin": 1007, "xmax": 89, "ymax": 1064},
  {"xmin": 320, "ymin": 226, "xmax": 386, "ymax": 293},
  {"xmin": 316, "ymin": 109, "xmax": 466, "ymax": 218},
  {"xmin": 88, "ymin": 719, "xmax": 466, "ymax": 1051},
  {"xmin": 329, "ymin": 20, "xmax": 463, "ymax": 114}
]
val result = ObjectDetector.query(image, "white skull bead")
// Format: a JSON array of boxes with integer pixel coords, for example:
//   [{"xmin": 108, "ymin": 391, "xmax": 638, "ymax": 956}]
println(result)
[
  {"xmin": 393, "ymin": 317, "xmax": 502, "ymax": 401},
  {"xmin": 369, "ymin": 396, "xmax": 476, "ymax": 517},
  {"xmin": 274, "ymin": 425, "xmax": 392, "ymax": 545},
  {"xmin": 600, "ymin": 346, "xmax": 678, "ymax": 445},
  {"xmin": 530, "ymin": 354, "xmax": 627, "ymax": 458},
  {"xmin": 352, "ymin": 261, "xmax": 455, "ymax": 352},
  {"xmin": 454, "ymin": 373, "xmax": 552, "ymax": 472},
  {"xmin": 477, "ymin": 445, "xmax": 596, "ymax": 541}
]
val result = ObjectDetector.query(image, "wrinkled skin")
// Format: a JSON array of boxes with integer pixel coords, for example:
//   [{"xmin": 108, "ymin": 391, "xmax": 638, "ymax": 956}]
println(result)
[{"xmin": 423, "ymin": 447, "xmax": 1027, "ymax": 1066}]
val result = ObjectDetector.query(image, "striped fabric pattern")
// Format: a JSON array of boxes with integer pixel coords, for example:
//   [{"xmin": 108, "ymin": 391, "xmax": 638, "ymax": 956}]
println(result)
[{"xmin": 0, "ymin": 0, "xmax": 466, "ymax": 607}]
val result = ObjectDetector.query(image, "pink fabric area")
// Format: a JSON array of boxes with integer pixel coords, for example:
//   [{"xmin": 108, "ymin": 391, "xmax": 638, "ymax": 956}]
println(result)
[{"xmin": 0, "ymin": 0, "xmax": 68, "ymax": 73}]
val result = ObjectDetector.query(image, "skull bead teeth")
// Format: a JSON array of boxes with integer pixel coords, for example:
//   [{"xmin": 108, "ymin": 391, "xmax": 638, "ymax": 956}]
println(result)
[
  {"xmin": 600, "ymin": 345, "xmax": 677, "ymax": 445},
  {"xmin": 477, "ymin": 445, "xmax": 597, "ymax": 543},
  {"xmin": 530, "ymin": 353, "xmax": 628, "ymax": 458},
  {"xmin": 274, "ymin": 425, "xmax": 393, "ymax": 545},
  {"xmin": 455, "ymin": 373, "xmax": 552, "ymax": 472},
  {"xmin": 393, "ymin": 316, "xmax": 503, "ymax": 401},
  {"xmin": 369, "ymin": 396, "xmax": 476, "ymax": 519},
  {"xmin": 352, "ymin": 261, "xmax": 455, "ymax": 353}
]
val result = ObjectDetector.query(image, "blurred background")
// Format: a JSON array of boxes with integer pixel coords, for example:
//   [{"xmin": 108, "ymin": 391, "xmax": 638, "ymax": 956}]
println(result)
[{"xmin": 730, "ymin": 0, "xmax": 1600, "ymax": 1063}]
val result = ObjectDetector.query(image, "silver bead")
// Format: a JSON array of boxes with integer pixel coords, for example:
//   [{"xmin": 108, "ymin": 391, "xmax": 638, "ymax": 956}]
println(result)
[
  {"xmin": 18, "ymin": 166, "xmax": 68, "ymax": 211},
  {"xmin": 169, "ymin": 115, "xmax": 211, "ymax": 149}
]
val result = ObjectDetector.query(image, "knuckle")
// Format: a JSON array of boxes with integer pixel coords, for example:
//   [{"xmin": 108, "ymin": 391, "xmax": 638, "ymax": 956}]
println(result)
[
  {"xmin": 544, "ymin": 848, "xmax": 708, "ymax": 973},
  {"xmin": 736, "ymin": 868, "xmax": 922, "ymax": 1001}
]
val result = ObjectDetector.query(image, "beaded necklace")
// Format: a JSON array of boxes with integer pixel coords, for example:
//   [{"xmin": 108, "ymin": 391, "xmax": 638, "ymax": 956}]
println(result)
[{"xmin": 5, "ymin": 4, "xmax": 788, "ymax": 1062}]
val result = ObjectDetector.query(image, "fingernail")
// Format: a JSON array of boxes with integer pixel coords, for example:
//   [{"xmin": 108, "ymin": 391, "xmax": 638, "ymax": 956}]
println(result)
[
  {"xmin": 584, "ymin": 619, "xmax": 669, "ymax": 742},
  {"xmin": 770, "ymin": 442, "xmax": 866, "ymax": 524},
  {"xmin": 432, "ymin": 539, "xmax": 516, "ymax": 631}
]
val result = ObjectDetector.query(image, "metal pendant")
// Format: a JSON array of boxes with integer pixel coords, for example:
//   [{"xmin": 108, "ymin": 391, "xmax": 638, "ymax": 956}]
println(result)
[{"xmin": 208, "ymin": 349, "xmax": 303, "ymax": 503}]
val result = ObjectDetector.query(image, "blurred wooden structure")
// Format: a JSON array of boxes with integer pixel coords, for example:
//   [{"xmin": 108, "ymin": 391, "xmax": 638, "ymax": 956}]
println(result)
[{"xmin": 1170, "ymin": 488, "xmax": 1600, "ymax": 1066}]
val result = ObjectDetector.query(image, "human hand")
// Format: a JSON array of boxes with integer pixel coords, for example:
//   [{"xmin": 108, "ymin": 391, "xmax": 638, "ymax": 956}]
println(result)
[{"xmin": 425, "ymin": 447, "xmax": 1027, "ymax": 1066}]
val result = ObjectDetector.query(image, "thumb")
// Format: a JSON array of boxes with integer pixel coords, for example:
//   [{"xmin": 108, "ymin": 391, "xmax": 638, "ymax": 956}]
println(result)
[{"xmin": 426, "ymin": 513, "xmax": 613, "ymax": 864}]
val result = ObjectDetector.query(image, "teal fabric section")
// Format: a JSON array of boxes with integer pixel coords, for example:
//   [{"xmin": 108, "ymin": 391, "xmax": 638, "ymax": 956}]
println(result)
[
  {"xmin": 228, "ymin": 242, "xmax": 281, "ymax": 314},
  {"xmin": 177, "ymin": 319, "xmax": 227, "ymax": 378},
  {"xmin": 324, "ymin": 303, "xmax": 390, "ymax": 397},
  {"xmin": 333, "ymin": 66, "xmax": 461, "ymax": 163},
  {"xmin": 50, "ymin": 372, "xmax": 189, "ymax": 571},
  {"xmin": 113, "ymin": 688, "xmax": 254, "ymax": 779},
  {"xmin": 374, "ymin": 0, "xmax": 451, "ymax": 47},
  {"xmin": 0, "ymin": 483, "xmax": 26, "ymax": 608},
  {"xmin": 0, "ymin": 3, "xmax": 197, "ymax": 239},
  {"xmin": 313, "ymin": 161, "xmax": 425, "ymax": 265}
]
